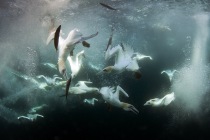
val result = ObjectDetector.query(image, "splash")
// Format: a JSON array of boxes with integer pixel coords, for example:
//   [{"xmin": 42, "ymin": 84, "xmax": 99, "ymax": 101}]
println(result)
[{"xmin": 172, "ymin": 13, "xmax": 209, "ymax": 112}]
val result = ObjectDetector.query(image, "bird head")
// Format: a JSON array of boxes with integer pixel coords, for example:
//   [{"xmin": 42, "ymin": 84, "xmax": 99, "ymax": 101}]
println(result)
[
  {"xmin": 144, "ymin": 98, "xmax": 160, "ymax": 106},
  {"xmin": 102, "ymin": 66, "xmax": 114, "ymax": 73}
]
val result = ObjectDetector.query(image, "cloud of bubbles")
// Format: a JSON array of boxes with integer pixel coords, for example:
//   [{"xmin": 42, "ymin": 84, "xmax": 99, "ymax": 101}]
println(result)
[{"xmin": 172, "ymin": 13, "xmax": 210, "ymax": 112}]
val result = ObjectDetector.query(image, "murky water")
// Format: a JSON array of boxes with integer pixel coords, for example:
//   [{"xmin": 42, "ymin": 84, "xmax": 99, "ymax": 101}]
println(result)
[{"xmin": 0, "ymin": 0, "xmax": 210, "ymax": 139}]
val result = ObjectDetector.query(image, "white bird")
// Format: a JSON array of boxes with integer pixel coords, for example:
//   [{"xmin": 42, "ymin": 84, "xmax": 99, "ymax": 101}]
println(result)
[
  {"xmin": 29, "ymin": 104, "xmax": 48, "ymax": 113},
  {"xmin": 67, "ymin": 81, "xmax": 99, "ymax": 95},
  {"xmin": 47, "ymin": 25, "xmax": 98, "ymax": 79},
  {"xmin": 67, "ymin": 50, "xmax": 85, "ymax": 79},
  {"xmin": 11, "ymin": 71, "xmax": 52, "ymax": 91},
  {"xmin": 161, "ymin": 70, "xmax": 177, "ymax": 82},
  {"xmin": 132, "ymin": 53, "xmax": 152, "ymax": 61},
  {"xmin": 103, "ymin": 44, "xmax": 134, "ymax": 72},
  {"xmin": 36, "ymin": 74, "xmax": 63, "ymax": 85},
  {"xmin": 42, "ymin": 63, "xmax": 57, "ymax": 70},
  {"xmin": 103, "ymin": 44, "xmax": 143, "ymax": 79},
  {"xmin": 17, "ymin": 114, "xmax": 44, "ymax": 121},
  {"xmin": 83, "ymin": 98, "xmax": 98, "ymax": 106},
  {"xmin": 11, "ymin": 70, "xmax": 66, "ymax": 91},
  {"xmin": 144, "ymin": 92, "xmax": 175, "ymax": 107},
  {"xmin": 99, "ymin": 86, "xmax": 139, "ymax": 114}
]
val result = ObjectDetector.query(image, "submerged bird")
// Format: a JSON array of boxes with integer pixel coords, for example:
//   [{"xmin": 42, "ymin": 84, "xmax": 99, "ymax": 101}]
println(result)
[
  {"xmin": 67, "ymin": 50, "xmax": 85, "ymax": 79},
  {"xmin": 132, "ymin": 53, "xmax": 153, "ymax": 61},
  {"xmin": 83, "ymin": 98, "xmax": 98, "ymax": 106},
  {"xmin": 11, "ymin": 71, "xmax": 52, "ymax": 91},
  {"xmin": 36, "ymin": 74, "xmax": 63, "ymax": 86},
  {"xmin": 99, "ymin": 86, "xmax": 139, "ymax": 114},
  {"xmin": 47, "ymin": 25, "xmax": 98, "ymax": 79},
  {"xmin": 103, "ymin": 44, "xmax": 144, "ymax": 79},
  {"xmin": 17, "ymin": 114, "xmax": 44, "ymax": 121},
  {"xmin": 29, "ymin": 104, "xmax": 48, "ymax": 113},
  {"xmin": 161, "ymin": 70, "xmax": 177, "ymax": 82},
  {"xmin": 104, "ymin": 44, "xmax": 133, "ymax": 71},
  {"xmin": 11, "ymin": 70, "xmax": 66, "ymax": 91},
  {"xmin": 42, "ymin": 63, "xmax": 57, "ymax": 70},
  {"xmin": 69, "ymin": 81, "xmax": 99, "ymax": 95},
  {"xmin": 144, "ymin": 92, "xmax": 175, "ymax": 107}
]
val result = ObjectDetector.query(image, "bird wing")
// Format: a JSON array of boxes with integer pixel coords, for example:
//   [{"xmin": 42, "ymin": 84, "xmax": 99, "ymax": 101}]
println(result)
[
  {"xmin": 162, "ymin": 93, "xmax": 175, "ymax": 106},
  {"xmin": 46, "ymin": 30, "xmax": 55, "ymax": 45},
  {"xmin": 105, "ymin": 44, "xmax": 122, "ymax": 60},
  {"xmin": 133, "ymin": 53, "xmax": 152, "ymax": 61},
  {"xmin": 126, "ymin": 59, "xmax": 139, "ymax": 71}
]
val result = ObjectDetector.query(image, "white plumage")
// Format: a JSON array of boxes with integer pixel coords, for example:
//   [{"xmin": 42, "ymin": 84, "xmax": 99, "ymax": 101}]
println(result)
[
  {"xmin": 99, "ymin": 85, "xmax": 139, "ymax": 114},
  {"xmin": 144, "ymin": 92, "xmax": 175, "ymax": 107}
]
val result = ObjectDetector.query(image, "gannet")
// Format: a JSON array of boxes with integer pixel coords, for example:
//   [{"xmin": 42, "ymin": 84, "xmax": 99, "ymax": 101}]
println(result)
[
  {"xmin": 36, "ymin": 74, "xmax": 63, "ymax": 85},
  {"xmin": 132, "ymin": 53, "xmax": 153, "ymax": 61},
  {"xmin": 42, "ymin": 63, "xmax": 57, "ymax": 70},
  {"xmin": 103, "ymin": 44, "xmax": 143, "ymax": 79},
  {"xmin": 29, "ymin": 104, "xmax": 48, "ymax": 113},
  {"xmin": 104, "ymin": 44, "xmax": 133, "ymax": 72},
  {"xmin": 83, "ymin": 98, "xmax": 98, "ymax": 106},
  {"xmin": 161, "ymin": 70, "xmax": 177, "ymax": 82},
  {"xmin": 99, "ymin": 86, "xmax": 139, "ymax": 114},
  {"xmin": 67, "ymin": 50, "xmax": 85, "ymax": 79},
  {"xmin": 144, "ymin": 92, "xmax": 175, "ymax": 107},
  {"xmin": 48, "ymin": 25, "xmax": 98, "ymax": 78},
  {"xmin": 68, "ymin": 81, "xmax": 99, "ymax": 95},
  {"xmin": 11, "ymin": 71, "xmax": 52, "ymax": 91},
  {"xmin": 17, "ymin": 114, "xmax": 44, "ymax": 121}
]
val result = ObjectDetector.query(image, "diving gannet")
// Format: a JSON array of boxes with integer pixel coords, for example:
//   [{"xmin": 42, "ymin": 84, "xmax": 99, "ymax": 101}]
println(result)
[
  {"xmin": 49, "ymin": 25, "xmax": 98, "ymax": 78},
  {"xmin": 83, "ymin": 98, "xmax": 98, "ymax": 106},
  {"xmin": 36, "ymin": 74, "xmax": 63, "ymax": 85},
  {"xmin": 69, "ymin": 81, "xmax": 99, "ymax": 95},
  {"xmin": 161, "ymin": 70, "xmax": 177, "ymax": 82},
  {"xmin": 17, "ymin": 114, "xmax": 44, "ymax": 121},
  {"xmin": 42, "ymin": 63, "xmax": 57, "ymax": 70},
  {"xmin": 11, "ymin": 71, "xmax": 52, "ymax": 91},
  {"xmin": 132, "ymin": 53, "xmax": 153, "ymax": 61},
  {"xmin": 29, "ymin": 104, "xmax": 48, "ymax": 113},
  {"xmin": 104, "ymin": 44, "xmax": 133, "ymax": 72},
  {"xmin": 67, "ymin": 50, "xmax": 85, "ymax": 79},
  {"xmin": 99, "ymin": 86, "xmax": 139, "ymax": 114},
  {"xmin": 144, "ymin": 92, "xmax": 175, "ymax": 107},
  {"xmin": 103, "ymin": 44, "xmax": 143, "ymax": 79}
]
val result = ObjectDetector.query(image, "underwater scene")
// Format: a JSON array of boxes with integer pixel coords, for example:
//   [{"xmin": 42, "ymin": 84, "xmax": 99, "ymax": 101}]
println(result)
[{"xmin": 1, "ymin": 0, "xmax": 210, "ymax": 139}]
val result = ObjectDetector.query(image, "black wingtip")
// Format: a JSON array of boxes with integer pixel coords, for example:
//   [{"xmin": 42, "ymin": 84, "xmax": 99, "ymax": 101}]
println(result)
[
  {"xmin": 120, "ymin": 43, "xmax": 125, "ymax": 51},
  {"xmin": 105, "ymin": 29, "xmax": 114, "ymax": 51},
  {"xmin": 65, "ymin": 77, "xmax": 72, "ymax": 100},
  {"xmin": 99, "ymin": 2, "xmax": 117, "ymax": 11},
  {"xmin": 54, "ymin": 25, "xmax": 61, "ymax": 51},
  {"xmin": 82, "ymin": 41, "xmax": 90, "ymax": 48}
]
